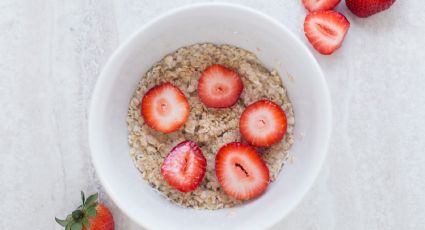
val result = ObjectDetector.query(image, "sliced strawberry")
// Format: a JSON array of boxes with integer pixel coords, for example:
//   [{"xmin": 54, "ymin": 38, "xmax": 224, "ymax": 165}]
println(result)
[
  {"xmin": 346, "ymin": 0, "xmax": 396, "ymax": 18},
  {"xmin": 198, "ymin": 64, "xmax": 244, "ymax": 108},
  {"xmin": 239, "ymin": 99, "xmax": 287, "ymax": 147},
  {"xmin": 302, "ymin": 0, "xmax": 341, "ymax": 11},
  {"xmin": 215, "ymin": 142, "xmax": 270, "ymax": 200},
  {"xmin": 304, "ymin": 10, "xmax": 350, "ymax": 55},
  {"xmin": 161, "ymin": 141, "xmax": 206, "ymax": 192},
  {"xmin": 141, "ymin": 82, "xmax": 190, "ymax": 133}
]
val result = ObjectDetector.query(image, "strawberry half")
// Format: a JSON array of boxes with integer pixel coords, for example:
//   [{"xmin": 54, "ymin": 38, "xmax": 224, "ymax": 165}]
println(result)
[
  {"xmin": 141, "ymin": 82, "xmax": 190, "ymax": 133},
  {"xmin": 215, "ymin": 142, "xmax": 270, "ymax": 200},
  {"xmin": 198, "ymin": 64, "xmax": 244, "ymax": 108},
  {"xmin": 304, "ymin": 10, "xmax": 350, "ymax": 55},
  {"xmin": 302, "ymin": 0, "xmax": 341, "ymax": 11},
  {"xmin": 346, "ymin": 0, "xmax": 396, "ymax": 18},
  {"xmin": 161, "ymin": 141, "xmax": 207, "ymax": 192},
  {"xmin": 239, "ymin": 100, "xmax": 287, "ymax": 147}
]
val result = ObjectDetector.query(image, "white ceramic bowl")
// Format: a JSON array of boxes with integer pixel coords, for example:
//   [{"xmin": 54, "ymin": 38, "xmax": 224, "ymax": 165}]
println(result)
[{"xmin": 89, "ymin": 3, "xmax": 331, "ymax": 230}]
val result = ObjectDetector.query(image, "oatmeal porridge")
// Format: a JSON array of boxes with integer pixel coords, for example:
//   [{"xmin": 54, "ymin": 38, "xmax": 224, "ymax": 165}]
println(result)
[{"xmin": 127, "ymin": 43, "xmax": 294, "ymax": 209}]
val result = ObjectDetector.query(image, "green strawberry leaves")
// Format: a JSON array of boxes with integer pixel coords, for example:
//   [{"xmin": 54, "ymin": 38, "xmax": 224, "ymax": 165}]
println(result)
[
  {"xmin": 82, "ymin": 218, "xmax": 91, "ymax": 230},
  {"xmin": 81, "ymin": 191, "xmax": 85, "ymax": 206},
  {"xmin": 71, "ymin": 222, "xmax": 82, "ymax": 230},
  {"xmin": 87, "ymin": 207, "xmax": 97, "ymax": 218},
  {"xmin": 85, "ymin": 193, "xmax": 98, "ymax": 207},
  {"xmin": 55, "ymin": 217, "xmax": 68, "ymax": 227},
  {"xmin": 55, "ymin": 191, "xmax": 99, "ymax": 230}
]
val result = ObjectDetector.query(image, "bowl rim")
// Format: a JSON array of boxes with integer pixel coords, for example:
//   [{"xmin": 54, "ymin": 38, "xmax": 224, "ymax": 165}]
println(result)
[{"xmin": 89, "ymin": 2, "xmax": 332, "ymax": 229}]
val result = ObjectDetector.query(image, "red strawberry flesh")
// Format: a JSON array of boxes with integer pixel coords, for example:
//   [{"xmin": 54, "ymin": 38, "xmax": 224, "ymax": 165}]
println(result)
[
  {"xmin": 302, "ymin": 0, "xmax": 341, "ymax": 11},
  {"xmin": 198, "ymin": 64, "xmax": 244, "ymax": 108},
  {"xmin": 84, "ymin": 204, "xmax": 114, "ymax": 230},
  {"xmin": 161, "ymin": 141, "xmax": 206, "ymax": 192},
  {"xmin": 304, "ymin": 10, "xmax": 350, "ymax": 55},
  {"xmin": 141, "ymin": 82, "xmax": 190, "ymax": 133},
  {"xmin": 215, "ymin": 142, "xmax": 270, "ymax": 200},
  {"xmin": 346, "ymin": 0, "xmax": 396, "ymax": 18},
  {"xmin": 240, "ymin": 99, "xmax": 287, "ymax": 147}
]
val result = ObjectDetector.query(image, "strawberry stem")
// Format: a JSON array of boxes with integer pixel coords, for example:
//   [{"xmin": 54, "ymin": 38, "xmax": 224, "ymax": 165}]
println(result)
[{"xmin": 72, "ymin": 210, "xmax": 83, "ymax": 221}]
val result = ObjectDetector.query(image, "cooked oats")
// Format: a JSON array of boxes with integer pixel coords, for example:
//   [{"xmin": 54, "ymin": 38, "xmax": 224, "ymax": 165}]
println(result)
[{"xmin": 127, "ymin": 43, "xmax": 295, "ymax": 209}]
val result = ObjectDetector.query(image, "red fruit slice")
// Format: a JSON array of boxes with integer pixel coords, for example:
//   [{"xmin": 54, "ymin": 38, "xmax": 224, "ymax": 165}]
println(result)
[
  {"xmin": 215, "ymin": 142, "xmax": 270, "ymax": 200},
  {"xmin": 198, "ymin": 64, "xmax": 244, "ymax": 108},
  {"xmin": 239, "ymin": 99, "xmax": 287, "ymax": 147},
  {"xmin": 302, "ymin": 0, "xmax": 341, "ymax": 11},
  {"xmin": 161, "ymin": 141, "xmax": 206, "ymax": 192},
  {"xmin": 141, "ymin": 82, "xmax": 190, "ymax": 133},
  {"xmin": 304, "ymin": 10, "xmax": 350, "ymax": 55},
  {"xmin": 346, "ymin": 0, "xmax": 396, "ymax": 18}
]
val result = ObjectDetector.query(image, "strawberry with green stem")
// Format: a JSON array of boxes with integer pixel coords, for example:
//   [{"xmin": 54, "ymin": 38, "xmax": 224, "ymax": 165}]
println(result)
[{"xmin": 55, "ymin": 192, "xmax": 114, "ymax": 230}]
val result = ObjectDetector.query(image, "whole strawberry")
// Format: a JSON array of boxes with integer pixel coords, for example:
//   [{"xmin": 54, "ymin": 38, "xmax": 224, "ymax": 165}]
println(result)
[
  {"xmin": 55, "ymin": 192, "xmax": 114, "ymax": 230},
  {"xmin": 346, "ymin": 0, "xmax": 396, "ymax": 17}
]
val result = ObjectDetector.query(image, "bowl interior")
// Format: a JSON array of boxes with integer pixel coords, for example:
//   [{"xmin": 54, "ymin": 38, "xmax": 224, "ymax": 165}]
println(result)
[{"xmin": 89, "ymin": 4, "xmax": 331, "ymax": 230}]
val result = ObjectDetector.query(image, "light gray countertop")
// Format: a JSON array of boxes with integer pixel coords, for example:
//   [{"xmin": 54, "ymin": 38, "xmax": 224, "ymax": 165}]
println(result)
[{"xmin": 1, "ymin": 0, "xmax": 424, "ymax": 229}]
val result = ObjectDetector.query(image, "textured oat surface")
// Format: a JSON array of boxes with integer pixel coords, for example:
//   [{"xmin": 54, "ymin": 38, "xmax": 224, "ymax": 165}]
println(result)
[{"xmin": 127, "ymin": 43, "xmax": 294, "ymax": 209}]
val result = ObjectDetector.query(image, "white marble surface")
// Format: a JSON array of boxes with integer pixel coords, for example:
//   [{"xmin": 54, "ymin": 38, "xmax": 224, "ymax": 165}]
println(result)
[{"xmin": 0, "ymin": 0, "xmax": 424, "ymax": 229}]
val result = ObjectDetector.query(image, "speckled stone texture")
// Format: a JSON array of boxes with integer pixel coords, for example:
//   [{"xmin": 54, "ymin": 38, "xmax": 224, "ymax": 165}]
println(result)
[{"xmin": 0, "ymin": 0, "xmax": 424, "ymax": 229}]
